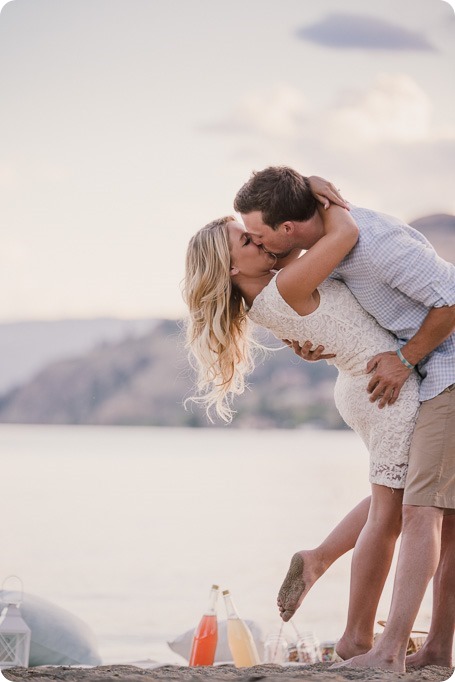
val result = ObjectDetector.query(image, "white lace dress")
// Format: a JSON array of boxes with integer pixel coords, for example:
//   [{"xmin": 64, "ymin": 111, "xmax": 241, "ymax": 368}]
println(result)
[{"xmin": 248, "ymin": 276, "xmax": 420, "ymax": 488}]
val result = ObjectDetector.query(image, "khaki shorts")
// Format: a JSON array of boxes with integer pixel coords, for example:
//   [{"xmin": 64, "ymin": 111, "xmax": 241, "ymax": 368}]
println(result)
[{"xmin": 403, "ymin": 383, "xmax": 455, "ymax": 512}]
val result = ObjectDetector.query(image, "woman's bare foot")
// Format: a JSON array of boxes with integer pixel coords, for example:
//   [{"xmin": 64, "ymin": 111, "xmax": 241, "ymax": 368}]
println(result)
[
  {"xmin": 335, "ymin": 633, "xmax": 372, "ymax": 661},
  {"xmin": 277, "ymin": 549, "xmax": 326, "ymax": 621},
  {"xmin": 330, "ymin": 651, "xmax": 405, "ymax": 673},
  {"xmin": 406, "ymin": 643, "xmax": 453, "ymax": 669}
]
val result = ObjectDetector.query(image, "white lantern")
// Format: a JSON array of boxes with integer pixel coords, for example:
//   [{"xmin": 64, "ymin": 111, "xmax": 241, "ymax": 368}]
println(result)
[{"xmin": 0, "ymin": 602, "xmax": 31, "ymax": 669}]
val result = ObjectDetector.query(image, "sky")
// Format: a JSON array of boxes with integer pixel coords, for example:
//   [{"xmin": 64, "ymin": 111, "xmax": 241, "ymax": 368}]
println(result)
[{"xmin": 0, "ymin": 0, "xmax": 454, "ymax": 321}]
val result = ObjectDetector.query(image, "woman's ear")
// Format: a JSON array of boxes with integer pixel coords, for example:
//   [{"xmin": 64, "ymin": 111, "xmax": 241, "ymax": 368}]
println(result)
[{"xmin": 230, "ymin": 265, "xmax": 240, "ymax": 276}]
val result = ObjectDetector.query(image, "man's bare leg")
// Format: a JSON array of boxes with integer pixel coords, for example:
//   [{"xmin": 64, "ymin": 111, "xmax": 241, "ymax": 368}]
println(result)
[
  {"xmin": 277, "ymin": 496, "xmax": 371, "ymax": 621},
  {"xmin": 335, "ymin": 485, "xmax": 403, "ymax": 660},
  {"xmin": 334, "ymin": 505, "xmax": 444, "ymax": 673},
  {"xmin": 407, "ymin": 513, "xmax": 455, "ymax": 669}
]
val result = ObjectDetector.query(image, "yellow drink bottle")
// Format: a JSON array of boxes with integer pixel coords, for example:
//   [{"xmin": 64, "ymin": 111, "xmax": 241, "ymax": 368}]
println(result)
[{"xmin": 222, "ymin": 590, "xmax": 260, "ymax": 667}]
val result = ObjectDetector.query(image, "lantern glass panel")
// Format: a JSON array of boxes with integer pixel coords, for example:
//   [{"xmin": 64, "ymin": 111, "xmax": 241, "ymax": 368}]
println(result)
[{"xmin": 0, "ymin": 604, "xmax": 31, "ymax": 669}]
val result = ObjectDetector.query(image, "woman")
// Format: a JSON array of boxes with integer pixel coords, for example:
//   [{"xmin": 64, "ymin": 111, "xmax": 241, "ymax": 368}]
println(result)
[{"xmin": 183, "ymin": 204, "xmax": 420, "ymax": 660}]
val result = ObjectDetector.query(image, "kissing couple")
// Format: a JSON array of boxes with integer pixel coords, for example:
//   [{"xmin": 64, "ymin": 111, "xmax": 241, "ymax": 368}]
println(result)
[{"xmin": 183, "ymin": 166, "xmax": 455, "ymax": 672}]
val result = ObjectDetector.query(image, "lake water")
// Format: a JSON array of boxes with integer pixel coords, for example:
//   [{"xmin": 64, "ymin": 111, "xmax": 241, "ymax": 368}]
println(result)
[{"xmin": 0, "ymin": 425, "xmax": 434, "ymax": 664}]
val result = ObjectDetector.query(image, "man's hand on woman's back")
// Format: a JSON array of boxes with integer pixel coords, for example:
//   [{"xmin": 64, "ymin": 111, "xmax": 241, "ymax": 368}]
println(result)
[{"xmin": 283, "ymin": 339, "xmax": 337, "ymax": 361}]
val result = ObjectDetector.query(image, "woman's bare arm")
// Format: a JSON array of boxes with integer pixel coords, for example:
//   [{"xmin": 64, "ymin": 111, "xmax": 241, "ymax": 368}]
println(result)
[
  {"xmin": 274, "ymin": 178, "xmax": 349, "ymax": 270},
  {"xmin": 277, "ymin": 205, "xmax": 359, "ymax": 313}
]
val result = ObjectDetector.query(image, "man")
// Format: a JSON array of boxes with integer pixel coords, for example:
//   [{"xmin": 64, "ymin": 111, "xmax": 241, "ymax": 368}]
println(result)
[{"xmin": 234, "ymin": 166, "xmax": 455, "ymax": 672}]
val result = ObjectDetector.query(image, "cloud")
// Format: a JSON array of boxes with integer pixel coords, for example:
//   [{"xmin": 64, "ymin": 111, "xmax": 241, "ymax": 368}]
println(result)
[
  {"xmin": 296, "ymin": 13, "xmax": 436, "ymax": 51},
  {"xmin": 199, "ymin": 85, "xmax": 308, "ymax": 139},
  {"xmin": 201, "ymin": 74, "xmax": 454, "ymax": 149},
  {"xmin": 325, "ymin": 74, "xmax": 435, "ymax": 146}
]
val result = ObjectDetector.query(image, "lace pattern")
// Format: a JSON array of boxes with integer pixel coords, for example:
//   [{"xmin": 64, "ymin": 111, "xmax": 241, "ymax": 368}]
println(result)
[{"xmin": 249, "ymin": 277, "xmax": 421, "ymax": 487}]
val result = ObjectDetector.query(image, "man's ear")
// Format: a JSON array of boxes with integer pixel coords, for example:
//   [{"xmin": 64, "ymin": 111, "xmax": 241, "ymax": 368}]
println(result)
[
  {"xmin": 230, "ymin": 265, "xmax": 240, "ymax": 276},
  {"xmin": 281, "ymin": 221, "xmax": 294, "ymax": 235}
]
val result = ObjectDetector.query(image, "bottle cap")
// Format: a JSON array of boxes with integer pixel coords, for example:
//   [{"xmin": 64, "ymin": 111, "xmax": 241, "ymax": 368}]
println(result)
[
  {"xmin": 222, "ymin": 589, "xmax": 230, "ymax": 596},
  {"xmin": 211, "ymin": 584, "xmax": 219, "ymax": 590}
]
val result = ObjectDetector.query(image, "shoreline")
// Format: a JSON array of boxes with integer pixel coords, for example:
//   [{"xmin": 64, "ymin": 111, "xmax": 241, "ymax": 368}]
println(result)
[{"xmin": 2, "ymin": 663, "xmax": 454, "ymax": 682}]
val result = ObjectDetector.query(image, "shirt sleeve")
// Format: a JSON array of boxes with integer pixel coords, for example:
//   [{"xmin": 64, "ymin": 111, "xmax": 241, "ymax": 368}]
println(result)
[{"xmin": 368, "ymin": 226, "xmax": 455, "ymax": 308}]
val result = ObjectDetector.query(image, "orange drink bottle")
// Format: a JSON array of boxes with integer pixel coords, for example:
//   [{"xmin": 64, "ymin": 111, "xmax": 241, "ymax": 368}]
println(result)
[
  {"xmin": 189, "ymin": 585, "xmax": 219, "ymax": 666},
  {"xmin": 222, "ymin": 589, "xmax": 260, "ymax": 667}
]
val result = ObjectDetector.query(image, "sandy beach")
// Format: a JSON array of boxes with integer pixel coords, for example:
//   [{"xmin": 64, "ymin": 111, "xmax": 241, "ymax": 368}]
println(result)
[{"xmin": 2, "ymin": 663, "xmax": 454, "ymax": 682}]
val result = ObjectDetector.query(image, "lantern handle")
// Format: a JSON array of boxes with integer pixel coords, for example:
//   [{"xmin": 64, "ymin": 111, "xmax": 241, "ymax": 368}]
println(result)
[{"xmin": 1, "ymin": 575, "xmax": 24, "ymax": 604}]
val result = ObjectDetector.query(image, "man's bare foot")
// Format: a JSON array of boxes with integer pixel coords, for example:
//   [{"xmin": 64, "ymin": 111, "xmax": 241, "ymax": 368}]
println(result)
[
  {"xmin": 407, "ymin": 644, "xmax": 453, "ymax": 669},
  {"xmin": 330, "ymin": 651, "xmax": 405, "ymax": 673},
  {"xmin": 277, "ymin": 550, "xmax": 326, "ymax": 621},
  {"xmin": 335, "ymin": 633, "xmax": 372, "ymax": 661}
]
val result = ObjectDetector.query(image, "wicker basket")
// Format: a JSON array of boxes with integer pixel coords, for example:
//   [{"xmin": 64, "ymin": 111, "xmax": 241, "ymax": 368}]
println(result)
[{"xmin": 375, "ymin": 620, "xmax": 427, "ymax": 655}]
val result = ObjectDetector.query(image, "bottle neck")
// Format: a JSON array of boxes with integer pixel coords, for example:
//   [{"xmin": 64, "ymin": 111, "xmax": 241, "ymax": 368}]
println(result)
[
  {"xmin": 223, "ymin": 592, "xmax": 239, "ymax": 619},
  {"xmin": 205, "ymin": 586, "xmax": 219, "ymax": 615}
]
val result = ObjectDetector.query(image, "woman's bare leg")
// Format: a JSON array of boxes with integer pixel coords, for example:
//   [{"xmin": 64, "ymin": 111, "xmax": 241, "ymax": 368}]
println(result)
[
  {"xmin": 335, "ymin": 484, "xmax": 403, "ymax": 660},
  {"xmin": 277, "ymin": 496, "xmax": 371, "ymax": 621}
]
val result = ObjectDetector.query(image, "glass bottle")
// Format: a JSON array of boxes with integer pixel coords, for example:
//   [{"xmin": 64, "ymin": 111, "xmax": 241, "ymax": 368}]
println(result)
[
  {"xmin": 222, "ymin": 590, "xmax": 260, "ymax": 667},
  {"xmin": 189, "ymin": 585, "xmax": 219, "ymax": 666}
]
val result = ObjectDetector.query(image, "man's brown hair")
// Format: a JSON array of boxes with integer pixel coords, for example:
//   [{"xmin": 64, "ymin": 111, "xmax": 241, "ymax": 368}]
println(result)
[{"xmin": 234, "ymin": 166, "xmax": 317, "ymax": 230}]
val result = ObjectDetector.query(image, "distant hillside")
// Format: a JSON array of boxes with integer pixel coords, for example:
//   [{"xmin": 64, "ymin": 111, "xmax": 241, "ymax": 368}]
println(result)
[
  {"xmin": 0, "ymin": 320, "xmax": 340, "ymax": 429},
  {"xmin": 409, "ymin": 213, "xmax": 455, "ymax": 262},
  {"xmin": 0, "ymin": 318, "xmax": 157, "ymax": 394}
]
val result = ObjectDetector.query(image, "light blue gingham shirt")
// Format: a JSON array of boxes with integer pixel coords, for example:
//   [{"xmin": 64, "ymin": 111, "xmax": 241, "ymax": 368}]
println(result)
[{"xmin": 331, "ymin": 205, "xmax": 455, "ymax": 402}]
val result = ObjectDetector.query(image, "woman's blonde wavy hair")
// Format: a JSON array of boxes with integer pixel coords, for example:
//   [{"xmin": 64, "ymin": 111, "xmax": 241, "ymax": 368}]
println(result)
[{"xmin": 183, "ymin": 216, "xmax": 260, "ymax": 422}]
